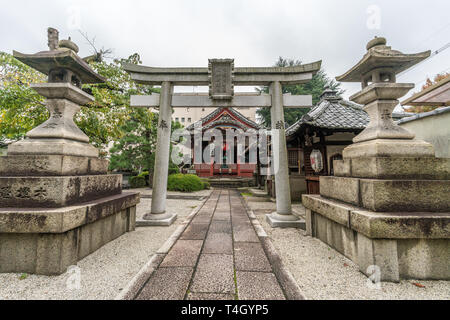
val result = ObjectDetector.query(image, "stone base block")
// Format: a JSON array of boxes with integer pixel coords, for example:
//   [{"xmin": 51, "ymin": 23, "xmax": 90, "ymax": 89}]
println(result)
[
  {"xmin": 303, "ymin": 194, "xmax": 450, "ymax": 281},
  {"xmin": 320, "ymin": 176, "xmax": 450, "ymax": 212},
  {"xmin": 0, "ymin": 154, "xmax": 108, "ymax": 176},
  {"xmin": 342, "ymin": 139, "xmax": 435, "ymax": 159},
  {"xmin": 140, "ymin": 212, "xmax": 177, "ymax": 226},
  {"xmin": 0, "ymin": 174, "xmax": 122, "ymax": 208},
  {"xmin": 333, "ymin": 157, "xmax": 450, "ymax": 180},
  {"xmin": 8, "ymin": 138, "xmax": 99, "ymax": 158},
  {"xmin": 0, "ymin": 192, "xmax": 139, "ymax": 275},
  {"xmin": 265, "ymin": 212, "xmax": 305, "ymax": 229}
]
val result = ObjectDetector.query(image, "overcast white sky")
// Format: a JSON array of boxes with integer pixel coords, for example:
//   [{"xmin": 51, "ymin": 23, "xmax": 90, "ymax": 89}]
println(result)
[{"xmin": 1, "ymin": 0, "xmax": 449, "ymax": 105}]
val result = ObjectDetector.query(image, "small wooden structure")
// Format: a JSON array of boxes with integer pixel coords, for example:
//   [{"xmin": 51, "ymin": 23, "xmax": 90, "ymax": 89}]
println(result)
[{"xmin": 285, "ymin": 88, "xmax": 369, "ymax": 195}]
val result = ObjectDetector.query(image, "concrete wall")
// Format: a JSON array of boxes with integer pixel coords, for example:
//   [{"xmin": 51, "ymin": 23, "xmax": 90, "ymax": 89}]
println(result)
[{"xmin": 398, "ymin": 111, "xmax": 450, "ymax": 158}]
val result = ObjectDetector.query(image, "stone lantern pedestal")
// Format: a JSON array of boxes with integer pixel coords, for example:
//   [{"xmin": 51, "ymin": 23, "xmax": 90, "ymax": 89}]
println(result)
[
  {"xmin": 0, "ymin": 29, "xmax": 139, "ymax": 275},
  {"xmin": 302, "ymin": 37, "xmax": 449, "ymax": 281}
]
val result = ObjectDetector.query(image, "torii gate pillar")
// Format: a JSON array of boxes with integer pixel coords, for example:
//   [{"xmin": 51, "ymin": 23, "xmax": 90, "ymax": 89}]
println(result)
[
  {"xmin": 265, "ymin": 81, "xmax": 303, "ymax": 228},
  {"xmin": 142, "ymin": 81, "xmax": 177, "ymax": 225}
]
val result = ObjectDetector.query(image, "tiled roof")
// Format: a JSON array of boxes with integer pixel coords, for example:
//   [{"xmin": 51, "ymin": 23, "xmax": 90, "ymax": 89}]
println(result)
[
  {"xmin": 286, "ymin": 90, "xmax": 369, "ymax": 136},
  {"xmin": 186, "ymin": 107, "xmax": 260, "ymax": 131},
  {"xmin": 396, "ymin": 106, "xmax": 450, "ymax": 125}
]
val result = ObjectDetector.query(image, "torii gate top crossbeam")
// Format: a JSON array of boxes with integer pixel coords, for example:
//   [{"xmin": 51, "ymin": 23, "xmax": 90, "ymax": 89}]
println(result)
[{"xmin": 123, "ymin": 60, "xmax": 322, "ymax": 85}]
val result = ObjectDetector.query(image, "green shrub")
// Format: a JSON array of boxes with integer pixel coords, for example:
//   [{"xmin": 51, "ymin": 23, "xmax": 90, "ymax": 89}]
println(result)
[
  {"xmin": 167, "ymin": 174, "xmax": 205, "ymax": 192},
  {"xmin": 201, "ymin": 179, "xmax": 211, "ymax": 190},
  {"xmin": 129, "ymin": 175, "xmax": 146, "ymax": 188},
  {"xmin": 138, "ymin": 171, "xmax": 149, "ymax": 178},
  {"xmin": 168, "ymin": 165, "xmax": 180, "ymax": 175}
]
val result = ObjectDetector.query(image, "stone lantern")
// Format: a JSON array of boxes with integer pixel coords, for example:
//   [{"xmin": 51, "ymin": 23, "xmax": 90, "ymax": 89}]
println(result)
[
  {"xmin": 302, "ymin": 37, "xmax": 450, "ymax": 281},
  {"xmin": 0, "ymin": 28, "xmax": 139, "ymax": 275},
  {"xmin": 336, "ymin": 36, "xmax": 432, "ymax": 154},
  {"xmin": 9, "ymin": 27, "xmax": 104, "ymax": 157}
]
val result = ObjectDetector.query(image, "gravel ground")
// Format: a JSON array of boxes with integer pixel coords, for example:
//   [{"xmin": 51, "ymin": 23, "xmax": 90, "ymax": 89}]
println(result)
[
  {"xmin": 0, "ymin": 189, "xmax": 206, "ymax": 300},
  {"xmin": 245, "ymin": 197, "xmax": 450, "ymax": 300}
]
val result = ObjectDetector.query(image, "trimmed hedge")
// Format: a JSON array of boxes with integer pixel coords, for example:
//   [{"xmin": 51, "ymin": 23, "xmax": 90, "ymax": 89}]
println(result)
[
  {"xmin": 169, "ymin": 165, "xmax": 180, "ymax": 175},
  {"xmin": 167, "ymin": 174, "xmax": 205, "ymax": 192},
  {"xmin": 129, "ymin": 175, "xmax": 146, "ymax": 188},
  {"xmin": 201, "ymin": 179, "xmax": 211, "ymax": 190}
]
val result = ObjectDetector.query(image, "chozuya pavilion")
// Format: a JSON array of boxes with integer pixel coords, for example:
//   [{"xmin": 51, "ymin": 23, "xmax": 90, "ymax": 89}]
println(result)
[
  {"xmin": 0, "ymin": 28, "xmax": 139, "ymax": 275},
  {"xmin": 302, "ymin": 37, "xmax": 450, "ymax": 281}
]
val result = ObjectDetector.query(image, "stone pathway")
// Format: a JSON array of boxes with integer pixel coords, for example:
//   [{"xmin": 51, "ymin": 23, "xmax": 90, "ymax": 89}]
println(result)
[{"xmin": 135, "ymin": 189, "xmax": 287, "ymax": 300}]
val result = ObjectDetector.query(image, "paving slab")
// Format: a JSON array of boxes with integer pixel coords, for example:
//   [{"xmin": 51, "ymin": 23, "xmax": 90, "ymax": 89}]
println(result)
[
  {"xmin": 209, "ymin": 220, "xmax": 232, "ymax": 233},
  {"xmin": 213, "ymin": 210, "xmax": 231, "ymax": 221},
  {"xmin": 180, "ymin": 223, "xmax": 209, "ymax": 240},
  {"xmin": 160, "ymin": 240, "xmax": 203, "ymax": 267},
  {"xmin": 234, "ymin": 242, "xmax": 272, "ymax": 272},
  {"xmin": 236, "ymin": 271, "xmax": 285, "ymax": 300},
  {"xmin": 233, "ymin": 221, "xmax": 260, "ymax": 242},
  {"xmin": 136, "ymin": 267, "xmax": 193, "ymax": 300},
  {"xmin": 203, "ymin": 233, "xmax": 233, "ymax": 254},
  {"xmin": 190, "ymin": 254, "xmax": 235, "ymax": 294}
]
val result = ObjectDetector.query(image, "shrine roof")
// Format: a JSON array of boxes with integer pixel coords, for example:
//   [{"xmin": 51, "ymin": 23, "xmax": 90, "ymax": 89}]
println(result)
[
  {"xmin": 186, "ymin": 107, "xmax": 260, "ymax": 131},
  {"xmin": 286, "ymin": 90, "xmax": 369, "ymax": 136}
]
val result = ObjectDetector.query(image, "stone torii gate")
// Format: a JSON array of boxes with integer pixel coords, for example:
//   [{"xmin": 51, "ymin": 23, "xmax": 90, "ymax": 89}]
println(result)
[{"xmin": 124, "ymin": 59, "xmax": 321, "ymax": 228}]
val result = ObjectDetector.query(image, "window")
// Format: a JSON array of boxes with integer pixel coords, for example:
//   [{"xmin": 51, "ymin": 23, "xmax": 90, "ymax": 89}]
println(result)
[
  {"xmin": 181, "ymin": 117, "xmax": 185, "ymax": 122},
  {"xmin": 175, "ymin": 117, "xmax": 179, "ymax": 122},
  {"xmin": 188, "ymin": 118, "xmax": 192, "ymax": 123}
]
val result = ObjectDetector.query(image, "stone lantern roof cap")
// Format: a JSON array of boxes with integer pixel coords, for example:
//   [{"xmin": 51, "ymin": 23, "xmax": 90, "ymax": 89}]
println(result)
[
  {"xmin": 12, "ymin": 48, "xmax": 105, "ymax": 84},
  {"xmin": 336, "ymin": 37, "xmax": 430, "ymax": 83}
]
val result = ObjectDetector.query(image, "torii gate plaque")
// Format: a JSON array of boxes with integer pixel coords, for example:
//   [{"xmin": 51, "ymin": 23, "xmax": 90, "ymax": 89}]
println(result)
[{"xmin": 125, "ymin": 59, "xmax": 321, "ymax": 228}]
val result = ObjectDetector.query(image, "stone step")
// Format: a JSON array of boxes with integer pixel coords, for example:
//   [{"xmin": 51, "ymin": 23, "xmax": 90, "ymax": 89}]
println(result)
[{"xmin": 320, "ymin": 176, "xmax": 450, "ymax": 212}]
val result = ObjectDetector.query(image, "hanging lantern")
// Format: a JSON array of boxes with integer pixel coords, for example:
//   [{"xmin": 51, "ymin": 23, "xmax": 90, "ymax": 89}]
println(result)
[{"xmin": 310, "ymin": 149, "xmax": 323, "ymax": 173}]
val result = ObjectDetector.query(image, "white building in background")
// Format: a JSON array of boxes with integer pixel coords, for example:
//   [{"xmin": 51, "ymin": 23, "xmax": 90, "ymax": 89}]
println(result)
[
  {"xmin": 170, "ymin": 91, "xmax": 258, "ymax": 125},
  {"xmin": 172, "ymin": 106, "xmax": 257, "ymax": 126}
]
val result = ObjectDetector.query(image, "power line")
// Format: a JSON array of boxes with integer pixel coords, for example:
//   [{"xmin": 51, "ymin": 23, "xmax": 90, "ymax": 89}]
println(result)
[
  {"xmin": 398, "ymin": 41, "xmax": 450, "ymax": 77},
  {"xmin": 413, "ymin": 22, "xmax": 450, "ymax": 51}
]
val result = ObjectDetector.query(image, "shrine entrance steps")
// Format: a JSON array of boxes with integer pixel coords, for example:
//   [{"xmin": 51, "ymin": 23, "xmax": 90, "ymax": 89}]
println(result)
[
  {"xmin": 128, "ymin": 189, "xmax": 304, "ymax": 300},
  {"xmin": 207, "ymin": 178, "xmax": 255, "ymax": 189}
]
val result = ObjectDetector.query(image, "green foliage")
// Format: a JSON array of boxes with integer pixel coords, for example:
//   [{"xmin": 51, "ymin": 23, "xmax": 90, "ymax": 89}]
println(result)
[
  {"xmin": 169, "ymin": 163, "xmax": 180, "ymax": 175},
  {"xmin": 109, "ymin": 107, "xmax": 158, "ymax": 173},
  {"xmin": 79, "ymin": 53, "xmax": 153, "ymax": 154},
  {"xmin": 201, "ymin": 179, "xmax": 211, "ymax": 190},
  {"xmin": 129, "ymin": 175, "xmax": 146, "ymax": 188},
  {"xmin": 138, "ymin": 170, "xmax": 149, "ymax": 178},
  {"xmin": 167, "ymin": 174, "xmax": 206, "ymax": 192},
  {"xmin": 0, "ymin": 52, "xmax": 47, "ymax": 141},
  {"xmin": 256, "ymin": 57, "xmax": 342, "ymax": 127}
]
